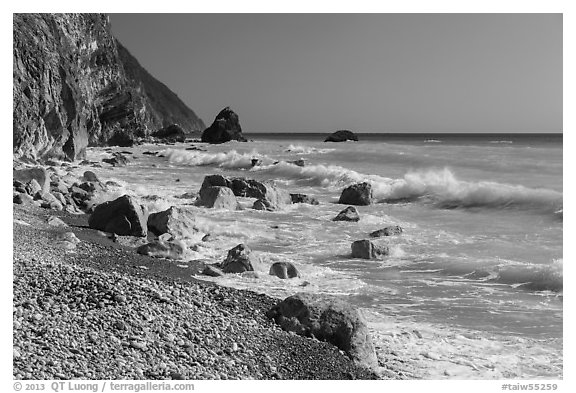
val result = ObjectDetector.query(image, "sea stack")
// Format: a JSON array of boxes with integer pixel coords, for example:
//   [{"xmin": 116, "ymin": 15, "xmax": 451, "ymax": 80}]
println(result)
[{"xmin": 201, "ymin": 107, "xmax": 247, "ymax": 144}]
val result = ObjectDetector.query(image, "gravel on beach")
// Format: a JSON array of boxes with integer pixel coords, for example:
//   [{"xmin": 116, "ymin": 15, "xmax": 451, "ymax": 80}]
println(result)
[{"xmin": 13, "ymin": 204, "xmax": 394, "ymax": 380}]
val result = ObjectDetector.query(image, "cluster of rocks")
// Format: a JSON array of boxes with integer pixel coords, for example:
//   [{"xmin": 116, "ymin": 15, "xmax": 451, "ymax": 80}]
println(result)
[
  {"xmin": 13, "ymin": 165, "xmax": 107, "ymax": 214},
  {"xmin": 196, "ymin": 174, "xmax": 309, "ymax": 211},
  {"xmin": 332, "ymin": 182, "xmax": 404, "ymax": 260}
]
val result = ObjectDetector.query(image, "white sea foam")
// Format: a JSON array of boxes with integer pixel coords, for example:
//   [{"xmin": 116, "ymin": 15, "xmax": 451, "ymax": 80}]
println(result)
[
  {"xmin": 163, "ymin": 148, "xmax": 266, "ymax": 169},
  {"xmin": 285, "ymin": 144, "xmax": 335, "ymax": 154}
]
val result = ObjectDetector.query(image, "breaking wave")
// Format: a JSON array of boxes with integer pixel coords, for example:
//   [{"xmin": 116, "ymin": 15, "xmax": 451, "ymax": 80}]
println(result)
[
  {"xmin": 255, "ymin": 163, "xmax": 562, "ymax": 214},
  {"xmin": 163, "ymin": 148, "xmax": 266, "ymax": 169},
  {"xmin": 284, "ymin": 144, "xmax": 335, "ymax": 154},
  {"xmin": 494, "ymin": 259, "xmax": 563, "ymax": 292}
]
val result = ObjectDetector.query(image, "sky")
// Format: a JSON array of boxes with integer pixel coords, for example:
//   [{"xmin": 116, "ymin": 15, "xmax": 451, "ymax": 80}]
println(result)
[{"xmin": 110, "ymin": 13, "xmax": 562, "ymax": 133}]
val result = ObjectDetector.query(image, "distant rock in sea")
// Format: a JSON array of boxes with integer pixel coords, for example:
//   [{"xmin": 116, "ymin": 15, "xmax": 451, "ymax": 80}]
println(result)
[
  {"xmin": 201, "ymin": 107, "xmax": 247, "ymax": 144},
  {"xmin": 324, "ymin": 130, "xmax": 359, "ymax": 142}
]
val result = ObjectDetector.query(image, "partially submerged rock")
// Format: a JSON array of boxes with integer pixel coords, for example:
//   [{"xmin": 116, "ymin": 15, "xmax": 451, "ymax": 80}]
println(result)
[
  {"xmin": 201, "ymin": 107, "xmax": 247, "ymax": 144},
  {"xmin": 269, "ymin": 262, "xmax": 300, "ymax": 279},
  {"xmin": 220, "ymin": 244, "xmax": 254, "ymax": 273},
  {"xmin": 351, "ymin": 240, "xmax": 389, "ymax": 259},
  {"xmin": 102, "ymin": 152, "xmax": 129, "ymax": 167},
  {"xmin": 266, "ymin": 293, "xmax": 378, "ymax": 369},
  {"xmin": 369, "ymin": 225, "xmax": 403, "ymax": 237},
  {"xmin": 290, "ymin": 193, "xmax": 319, "ymax": 205},
  {"xmin": 324, "ymin": 130, "xmax": 359, "ymax": 142},
  {"xmin": 339, "ymin": 182, "xmax": 373, "ymax": 206},
  {"xmin": 333, "ymin": 206, "xmax": 360, "ymax": 222},
  {"xmin": 88, "ymin": 195, "xmax": 148, "ymax": 237},
  {"xmin": 196, "ymin": 186, "xmax": 240, "ymax": 210}
]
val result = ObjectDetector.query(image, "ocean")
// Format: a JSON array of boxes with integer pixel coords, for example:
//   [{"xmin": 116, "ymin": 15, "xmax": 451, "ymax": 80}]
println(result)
[{"xmin": 83, "ymin": 133, "xmax": 562, "ymax": 379}]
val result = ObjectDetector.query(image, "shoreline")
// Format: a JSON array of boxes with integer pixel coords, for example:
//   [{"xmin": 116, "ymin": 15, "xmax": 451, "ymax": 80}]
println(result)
[{"xmin": 13, "ymin": 201, "xmax": 408, "ymax": 380}]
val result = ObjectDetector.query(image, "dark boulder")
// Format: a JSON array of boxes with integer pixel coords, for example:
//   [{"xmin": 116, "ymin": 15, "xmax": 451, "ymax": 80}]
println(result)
[
  {"xmin": 369, "ymin": 225, "xmax": 403, "ymax": 237},
  {"xmin": 324, "ymin": 130, "xmax": 359, "ymax": 143},
  {"xmin": 339, "ymin": 182, "xmax": 373, "ymax": 206},
  {"xmin": 88, "ymin": 195, "xmax": 148, "ymax": 237},
  {"xmin": 269, "ymin": 262, "xmax": 300, "ymax": 279},
  {"xmin": 333, "ymin": 206, "xmax": 360, "ymax": 222},
  {"xmin": 152, "ymin": 124, "xmax": 186, "ymax": 143},
  {"xmin": 351, "ymin": 240, "xmax": 389, "ymax": 259},
  {"xmin": 290, "ymin": 193, "xmax": 319, "ymax": 205},
  {"xmin": 107, "ymin": 131, "xmax": 135, "ymax": 147},
  {"xmin": 83, "ymin": 170, "xmax": 100, "ymax": 183},
  {"xmin": 253, "ymin": 198, "xmax": 274, "ymax": 211},
  {"xmin": 201, "ymin": 107, "xmax": 247, "ymax": 144},
  {"xmin": 266, "ymin": 293, "xmax": 378, "ymax": 369},
  {"xmin": 220, "ymin": 244, "xmax": 254, "ymax": 273}
]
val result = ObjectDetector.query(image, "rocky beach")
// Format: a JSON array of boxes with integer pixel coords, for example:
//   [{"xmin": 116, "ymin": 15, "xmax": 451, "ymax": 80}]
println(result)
[{"xmin": 12, "ymin": 13, "xmax": 563, "ymax": 382}]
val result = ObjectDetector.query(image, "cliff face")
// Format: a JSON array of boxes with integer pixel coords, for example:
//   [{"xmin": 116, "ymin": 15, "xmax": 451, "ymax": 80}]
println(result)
[{"xmin": 13, "ymin": 13, "xmax": 204, "ymax": 161}]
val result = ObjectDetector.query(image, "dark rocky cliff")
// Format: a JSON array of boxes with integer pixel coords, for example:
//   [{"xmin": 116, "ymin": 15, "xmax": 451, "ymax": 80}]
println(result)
[{"xmin": 13, "ymin": 13, "xmax": 204, "ymax": 161}]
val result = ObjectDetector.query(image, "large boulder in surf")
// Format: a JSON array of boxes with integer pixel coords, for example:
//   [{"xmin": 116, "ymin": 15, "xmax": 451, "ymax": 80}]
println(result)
[
  {"xmin": 88, "ymin": 195, "xmax": 148, "ymax": 237},
  {"xmin": 197, "ymin": 186, "xmax": 240, "ymax": 210},
  {"xmin": 201, "ymin": 107, "xmax": 247, "ymax": 144},
  {"xmin": 333, "ymin": 206, "xmax": 360, "ymax": 222},
  {"xmin": 199, "ymin": 174, "xmax": 291, "ymax": 210},
  {"xmin": 13, "ymin": 167, "xmax": 50, "ymax": 194},
  {"xmin": 339, "ymin": 182, "xmax": 373, "ymax": 206},
  {"xmin": 351, "ymin": 239, "xmax": 389, "ymax": 259},
  {"xmin": 147, "ymin": 206, "xmax": 204, "ymax": 241},
  {"xmin": 220, "ymin": 244, "xmax": 254, "ymax": 273},
  {"xmin": 152, "ymin": 124, "xmax": 186, "ymax": 143},
  {"xmin": 265, "ymin": 293, "xmax": 378, "ymax": 369},
  {"xmin": 370, "ymin": 225, "xmax": 403, "ymax": 237},
  {"xmin": 269, "ymin": 262, "xmax": 300, "ymax": 279},
  {"xmin": 324, "ymin": 130, "xmax": 359, "ymax": 142}
]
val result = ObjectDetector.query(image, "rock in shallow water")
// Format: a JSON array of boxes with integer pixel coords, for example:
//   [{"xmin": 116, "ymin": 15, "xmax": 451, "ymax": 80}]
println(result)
[
  {"xmin": 369, "ymin": 225, "xmax": 403, "ymax": 237},
  {"xmin": 201, "ymin": 107, "xmax": 246, "ymax": 144},
  {"xmin": 220, "ymin": 244, "xmax": 254, "ymax": 273},
  {"xmin": 196, "ymin": 186, "xmax": 240, "ymax": 210},
  {"xmin": 351, "ymin": 239, "xmax": 388, "ymax": 259},
  {"xmin": 339, "ymin": 182, "xmax": 373, "ymax": 206},
  {"xmin": 333, "ymin": 206, "xmax": 360, "ymax": 222},
  {"xmin": 269, "ymin": 262, "xmax": 300, "ymax": 279},
  {"xmin": 147, "ymin": 206, "xmax": 204, "ymax": 241}
]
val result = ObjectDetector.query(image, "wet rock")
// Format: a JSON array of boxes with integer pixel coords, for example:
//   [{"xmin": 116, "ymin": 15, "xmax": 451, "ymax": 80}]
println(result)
[
  {"xmin": 220, "ymin": 244, "xmax": 254, "ymax": 274},
  {"xmin": 324, "ymin": 130, "xmax": 359, "ymax": 142},
  {"xmin": 47, "ymin": 216, "xmax": 68, "ymax": 227},
  {"xmin": 88, "ymin": 195, "xmax": 148, "ymax": 237},
  {"xmin": 269, "ymin": 262, "xmax": 300, "ymax": 279},
  {"xmin": 266, "ymin": 293, "xmax": 378, "ymax": 369},
  {"xmin": 290, "ymin": 193, "xmax": 319, "ymax": 205},
  {"xmin": 253, "ymin": 199, "xmax": 273, "ymax": 211},
  {"xmin": 369, "ymin": 225, "xmax": 403, "ymax": 237},
  {"xmin": 333, "ymin": 206, "xmax": 360, "ymax": 222},
  {"xmin": 201, "ymin": 107, "xmax": 247, "ymax": 144},
  {"xmin": 351, "ymin": 240, "xmax": 388, "ymax": 259},
  {"xmin": 82, "ymin": 171, "xmax": 100, "ymax": 183},
  {"xmin": 338, "ymin": 182, "xmax": 373, "ymax": 206}
]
